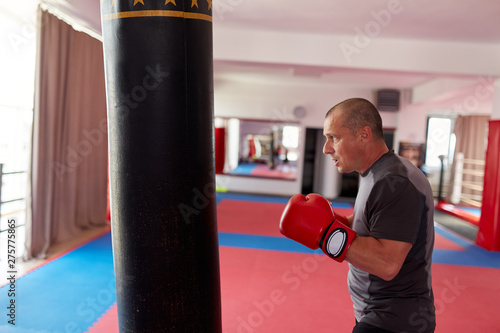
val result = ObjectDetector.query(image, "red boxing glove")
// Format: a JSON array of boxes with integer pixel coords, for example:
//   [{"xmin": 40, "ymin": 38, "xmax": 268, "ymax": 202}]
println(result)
[
  {"xmin": 280, "ymin": 193, "xmax": 333, "ymax": 250},
  {"xmin": 280, "ymin": 193, "xmax": 356, "ymax": 262}
]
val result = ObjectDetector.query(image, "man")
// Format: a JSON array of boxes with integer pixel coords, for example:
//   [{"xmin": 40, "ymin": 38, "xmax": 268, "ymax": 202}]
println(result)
[{"xmin": 280, "ymin": 98, "xmax": 436, "ymax": 332}]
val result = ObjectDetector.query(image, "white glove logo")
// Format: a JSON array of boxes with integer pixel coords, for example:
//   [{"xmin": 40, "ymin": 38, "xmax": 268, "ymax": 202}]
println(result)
[{"xmin": 326, "ymin": 229, "xmax": 347, "ymax": 258}]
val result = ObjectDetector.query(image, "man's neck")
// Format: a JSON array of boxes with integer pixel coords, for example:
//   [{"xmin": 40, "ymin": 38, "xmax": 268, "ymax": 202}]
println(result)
[{"xmin": 359, "ymin": 143, "xmax": 389, "ymax": 174}]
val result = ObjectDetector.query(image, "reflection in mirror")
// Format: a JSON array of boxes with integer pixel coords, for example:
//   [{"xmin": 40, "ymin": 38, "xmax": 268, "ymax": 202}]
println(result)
[{"xmin": 215, "ymin": 117, "xmax": 300, "ymax": 180}]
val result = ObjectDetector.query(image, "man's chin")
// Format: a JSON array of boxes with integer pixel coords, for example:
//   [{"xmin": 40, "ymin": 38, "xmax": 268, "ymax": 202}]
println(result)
[{"xmin": 336, "ymin": 166, "xmax": 354, "ymax": 174}]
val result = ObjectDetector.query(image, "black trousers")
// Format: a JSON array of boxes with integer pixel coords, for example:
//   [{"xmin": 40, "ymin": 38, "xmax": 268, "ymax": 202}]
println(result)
[{"xmin": 353, "ymin": 321, "xmax": 394, "ymax": 333}]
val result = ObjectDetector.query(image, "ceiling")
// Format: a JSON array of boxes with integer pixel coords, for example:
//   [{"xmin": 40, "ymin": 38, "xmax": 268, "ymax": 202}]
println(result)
[
  {"xmin": 213, "ymin": 0, "xmax": 500, "ymax": 44},
  {"xmin": 210, "ymin": 0, "xmax": 500, "ymax": 91},
  {"xmin": 16, "ymin": 0, "xmax": 500, "ymax": 94}
]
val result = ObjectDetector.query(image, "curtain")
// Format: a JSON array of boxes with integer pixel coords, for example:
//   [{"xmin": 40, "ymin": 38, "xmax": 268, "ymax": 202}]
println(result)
[
  {"xmin": 24, "ymin": 8, "xmax": 108, "ymax": 260},
  {"xmin": 446, "ymin": 115, "xmax": 490, "ymax": 206}
]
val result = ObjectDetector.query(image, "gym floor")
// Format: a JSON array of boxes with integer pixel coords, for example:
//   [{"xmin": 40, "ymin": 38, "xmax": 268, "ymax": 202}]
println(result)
[
  {"xmin": 434, "ymin": 210, "xmax": 478, "ymax": 242},
  {"xmin": 5, "ymin": 192, "xmax": 499, "ymax": 333}
]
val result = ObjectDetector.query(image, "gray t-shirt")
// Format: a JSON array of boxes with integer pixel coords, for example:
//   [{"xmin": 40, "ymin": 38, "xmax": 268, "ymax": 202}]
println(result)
[{"xmin": 348, "ymin": 151, "xmax": 436, "ymax": 333}]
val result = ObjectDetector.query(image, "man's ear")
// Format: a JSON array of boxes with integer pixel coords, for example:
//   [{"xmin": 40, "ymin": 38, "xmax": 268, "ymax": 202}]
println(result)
[{"xmin": 359, "ymin": 126, "xmax": 372, "ymax": 142}]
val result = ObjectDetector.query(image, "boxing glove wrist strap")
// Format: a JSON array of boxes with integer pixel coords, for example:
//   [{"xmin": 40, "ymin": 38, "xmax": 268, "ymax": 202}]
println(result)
[
  {"xmin": 333, "ymin": 211, "xmax": 349, "ymax": 226},
  {"xmin": 320, "ymin": 220, "xmax": 357, "ymax": 262}
]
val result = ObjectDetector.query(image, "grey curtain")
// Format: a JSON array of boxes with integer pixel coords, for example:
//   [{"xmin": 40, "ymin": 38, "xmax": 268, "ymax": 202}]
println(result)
[
  {"xmin": 24, "ymin": 8, "xmax": 108, "ymax": 260},
  {"xmin": 446, "ymin": 115, "xmax": 490, "ymax": 206}
]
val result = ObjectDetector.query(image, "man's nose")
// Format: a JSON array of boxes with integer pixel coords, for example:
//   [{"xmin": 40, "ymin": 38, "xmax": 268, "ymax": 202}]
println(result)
[{"xmin": 323, "ymin": 141, "xmax": 333, "ymax": 155}]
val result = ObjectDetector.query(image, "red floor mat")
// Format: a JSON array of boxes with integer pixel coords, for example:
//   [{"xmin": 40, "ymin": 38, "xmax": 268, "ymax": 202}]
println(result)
[
  {"xmin": 220, "ymin": 246, "xmax": 353, "ymax": 333},
  {"xmin": 431, "ymin": 263, "xmax": 500, "ymax": 332},
  {"xmin": 217, "ymin": 199, "xmax": 286, "ymax": 237},
  {"xmin": 434, "ymin": 233, "xmax": 464, "ymax": 250},
  {"xmin": 217, "ymin": 199, "xmax": 353, "ymax": 237},
  {"xmin": 87, "ymin": 247, "xmax": 500, "ymax": 333},
  {"xmin": 85, "ymin": 198, "xmax": 498, "ymax": 332}
]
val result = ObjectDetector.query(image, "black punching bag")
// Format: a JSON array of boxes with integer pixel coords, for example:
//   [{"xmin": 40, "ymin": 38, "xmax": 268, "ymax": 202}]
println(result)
[{"xmin": 100, "ymin": 1, "xmax": 221, "ymax": 332}]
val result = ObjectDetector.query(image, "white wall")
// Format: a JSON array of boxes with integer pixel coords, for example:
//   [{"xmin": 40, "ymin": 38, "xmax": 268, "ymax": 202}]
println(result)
[
  {"xmin": 396, "ymin": 80, "xmax": 495, "ymax": 148},
  {"xmin": 214, "ymin": 26, "xmax": 500, "ymax": 79},
  {"xmin": 214, "ymin": 76, "xmax": 495, "ymax": 198},
  {"xmin": 395, "ymin": 81, "xmax": 494, "ymax": 195},
  {"xmin": 214, "ymin": 80, "xmax": 371, "ymax": 124},
  {"xmin": 211, "ymin": 19, "xmax": 499, "ymax": 198},
  {"xmin": 213, "ymin": 80, "xmax": 401, "ymax": 197}
]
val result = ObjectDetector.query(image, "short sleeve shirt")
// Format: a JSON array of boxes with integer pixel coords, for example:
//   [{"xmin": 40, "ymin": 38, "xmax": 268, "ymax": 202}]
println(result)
[{"xmin": 348, "ymin": 151, "xmax": 436, "ymax": 333}]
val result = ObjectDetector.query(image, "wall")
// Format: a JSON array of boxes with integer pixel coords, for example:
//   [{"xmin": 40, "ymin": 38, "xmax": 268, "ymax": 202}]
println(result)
[
  {"xmin": 214, "ymin": 80, "xmax": 398, "ymax": 197},
  {"xmin": 214, "ymin": 77, "xmax": 495, "ymax": 198},
  {"xmin": 396, "ymin": 81, "xmax": 494, "ymax": 194},
  {"xmin": 396, "ymin": 80, "xmax": 495, "ymax": 147}
]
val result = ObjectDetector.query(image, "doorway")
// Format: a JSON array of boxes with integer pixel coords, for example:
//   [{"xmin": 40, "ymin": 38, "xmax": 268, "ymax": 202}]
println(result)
[{"xmin": 302, "ymin": 128, "xmax": 395, "ymax": 198}]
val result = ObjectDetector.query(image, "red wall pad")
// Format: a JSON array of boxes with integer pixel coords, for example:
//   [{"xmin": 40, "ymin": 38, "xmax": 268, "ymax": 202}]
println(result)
[
  {"xmin": 476, "ymin": 120, "xmax": 500, "ymax": 251},
  {"xmin": 215, "ymin": 127, "xmax": 225, "ymax": 174}
]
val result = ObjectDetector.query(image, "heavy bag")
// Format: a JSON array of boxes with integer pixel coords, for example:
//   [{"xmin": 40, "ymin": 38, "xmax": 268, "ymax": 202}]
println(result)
[{"xmin": 100, "ymin": 1, "xmax": 222, "ymax": 331}]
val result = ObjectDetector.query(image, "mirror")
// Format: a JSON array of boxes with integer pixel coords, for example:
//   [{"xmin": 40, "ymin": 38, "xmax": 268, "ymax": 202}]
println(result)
[{"xmin": 215, "ymin": 117, "xmax": 300, "ymax": 180}]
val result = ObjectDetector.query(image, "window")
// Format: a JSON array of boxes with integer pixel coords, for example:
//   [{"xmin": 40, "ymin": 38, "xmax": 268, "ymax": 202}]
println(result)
[
  {"xmin": 0, "ymin": 1, "xmax": 37, "ymax": 261},
  {"xmin": 282, "ymin": 125, "xmax": 300, "ymax": 161},
  {"xmin": 425, "ymin": 117, "xmax": 454, "ymax": 168}
]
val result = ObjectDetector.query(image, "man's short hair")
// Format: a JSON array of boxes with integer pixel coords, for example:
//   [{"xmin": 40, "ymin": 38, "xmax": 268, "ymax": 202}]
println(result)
[{"xmin": 326, "ymin": 98, "xmax": 385, "ymax": 140}]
